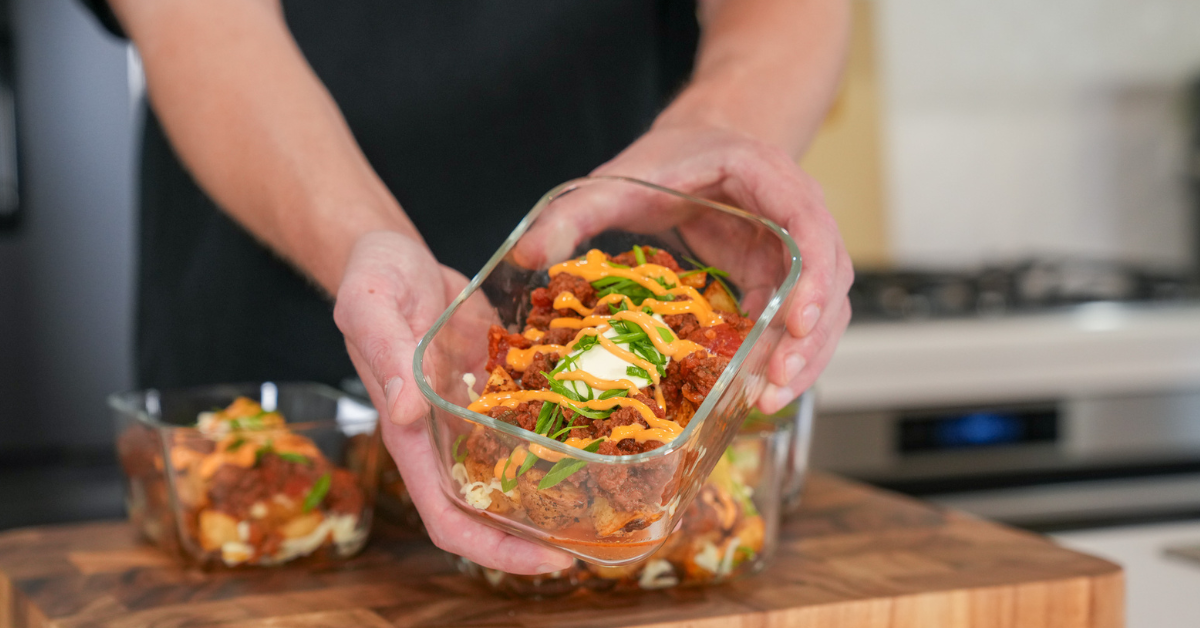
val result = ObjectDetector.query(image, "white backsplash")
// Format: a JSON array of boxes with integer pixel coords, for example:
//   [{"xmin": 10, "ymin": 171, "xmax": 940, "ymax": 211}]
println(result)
[{"xmin": 875, "ymin": 0, "xmax": 1200, "ymax": 269}]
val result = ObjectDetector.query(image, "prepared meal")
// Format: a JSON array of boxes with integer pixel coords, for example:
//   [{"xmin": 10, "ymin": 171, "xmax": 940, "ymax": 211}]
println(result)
[
  {"xmin": 457, "ymin": 417, "xmax": 791, "ymax": 596},
  {"xmin": 112, "ymin": 383, "xmax": 378, "ymax": 567},
  {"xmin": 415, "ymin": 176, "xmax": 801, "ymax": 565},
  {"xmin": 456, "ymin": 246, "xmax": 746, "ymax": 538}
]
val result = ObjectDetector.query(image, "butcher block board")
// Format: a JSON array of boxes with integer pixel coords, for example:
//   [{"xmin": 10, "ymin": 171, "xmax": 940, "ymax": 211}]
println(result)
[{"xmin": 0, "ymin": 473, "xmax": 1122, "ymax": 628}]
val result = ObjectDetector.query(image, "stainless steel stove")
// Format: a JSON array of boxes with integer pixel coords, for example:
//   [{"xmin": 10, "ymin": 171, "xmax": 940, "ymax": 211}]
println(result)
[{"xmin": 812, "ymin": 261, "xmax": 1200, "ymax": 529}]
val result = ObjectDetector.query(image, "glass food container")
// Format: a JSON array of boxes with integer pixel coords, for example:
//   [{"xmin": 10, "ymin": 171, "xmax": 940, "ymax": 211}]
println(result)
[
  {"xmin": 414, "ymin": 176, "xmax": 801, "ymax": 565},
  {"xmin": 781, "ymin": 390, "xmax": 816, "ymax": 513},
  {"xmin": 110, "ymin": 382, "xmax": 380, "ymax": 567},
  {"xmin": 456, "ymin": 415, "xmax": 795, "ymax": 596}
]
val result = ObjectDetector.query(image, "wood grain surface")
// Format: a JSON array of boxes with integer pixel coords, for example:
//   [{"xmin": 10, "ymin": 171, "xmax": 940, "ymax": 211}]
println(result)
[{"xmin": 0, "ymin": 473, "xmax": 1123, "ymax": 628}]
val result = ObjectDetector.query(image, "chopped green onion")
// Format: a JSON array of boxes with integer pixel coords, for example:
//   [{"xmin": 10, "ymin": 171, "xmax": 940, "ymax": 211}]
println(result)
[
  {"xmin": 626, "ymin": 365, "xmax": 651, "ymax": 380},
  {"xmin": 549, "ymin": 423, "xmax": 589, "ymax": 440},
  {"xmin": 518, "ymin": 451, "xmax": 539, "ymax": 476},
  {"xmin": 632, "ymin": 245, "xmax": 647, "ymax": 266},
  {"xmin": 537, "ymin": 439, "xmax": 605, "ymax": 489},
  {"xmin": 597, "ymin": 389, "xmax": 629, "ymax": 400},
  {"xmin": 452, "ymin": 434, "xmax": 468, "ymax": 463},
  {"xmin": 225, "ymin": 437, "xmax": 246, "ymax": 452},
  {"xmin": 499, "ymin": 456, "xmax": 518, "ymax": 492},
  {"xmin": 277, "ymin": 452, "xmax": 311, "ymax": 465},
  {"xmin": 533, "ymin": 401, "xmax": 556, "ymax": 435},
  {"xmin": 302, "ymin": 473, "xmax": 332, "ymax": 513},
  {"xmin": 657, "ymin": 326, "xmax": 675, "ymax": 343},
  {"xmin": 253, "ymin": 439, "xmax": 274, "ymax": 465},
  {"xmin": 605, "ymin": 260, "xmax": 630, "ymax": 269}
]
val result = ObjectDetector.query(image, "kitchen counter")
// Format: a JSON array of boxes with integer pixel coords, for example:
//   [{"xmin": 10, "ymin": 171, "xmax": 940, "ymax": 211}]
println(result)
[
  {"xmin": 1056, "ymin": 519, "xmax": 1200, "ymax": 628},
  {"xmin": 0, "ymin": 473, "xmax": 1122, "ymax": 628}
]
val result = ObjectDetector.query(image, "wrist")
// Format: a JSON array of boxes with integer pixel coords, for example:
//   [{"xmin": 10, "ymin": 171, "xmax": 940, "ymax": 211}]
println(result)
[{"xmin": 288, "ymin": 195, "xmax": 425, "ymax": 296}]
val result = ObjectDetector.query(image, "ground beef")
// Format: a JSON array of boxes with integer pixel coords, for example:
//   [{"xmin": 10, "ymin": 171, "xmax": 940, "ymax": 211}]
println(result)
[
  {"xmin": 611, "ymin": 248, "xmax": 683, "ymax": 272},
  {"xmin": 525, "ymin": 301, "xmax": 558, "ymax": 330},
  {"xmin": 487, "ymin": 400, "xmax": 543, "ymax": 432},
  {"xmin": 719, "ymin": 309, "xmax": 754, "ymax": 335},
  {"xmin": 325, "ymin": 469, "xmax": 364, "ymax": 515},
  {"xmin": 685, "ymin": 323, "xmax": 746, "ymax": 358},
  {"xmin": 208, "ymin": 453, "xmax": 330, "ymax": 519},
  {"xmin": 663, "ymin": 313, "xmax": 701, "ymax": 339},
  {"xmin": 464, "ymin": 427, "xmax": 508, "ymax": 467},
  {"xmin": 660, "ymin": 367, "xmax": 686, "ymax": 421},
  {"xmin": 486, "ymin": 325, "xmax": 532, "ymax": 374},
  {"xmin": 589, "ymin": 440, "xmax": 670, "ymax": 512},
  {"xmin": 540, "ymin": 326, "xmax": 577, "ymax": 346},
  {"xmin": 520, "ymin": 352, "xmax": 558, "ymax": 390},
  {"xmin": 675, "ymin": 350, "xmax": 731, "ymax": 405},
  {"xmin": 547, "ymin": 273, "xmax": 597, "ymax": 307},
  {"xmin": 526, "ymin": 274, "xmax": 596, "ymax": 330},
  {"xmin": 591, "ymin": 405, "xmax": 644, "ymax": 439}
]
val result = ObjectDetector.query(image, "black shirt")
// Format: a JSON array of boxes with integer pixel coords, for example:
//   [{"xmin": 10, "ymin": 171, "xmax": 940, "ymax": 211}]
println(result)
[{"xmin": 82, "ymin": 0, "xmax": 698, "ymax": 388}]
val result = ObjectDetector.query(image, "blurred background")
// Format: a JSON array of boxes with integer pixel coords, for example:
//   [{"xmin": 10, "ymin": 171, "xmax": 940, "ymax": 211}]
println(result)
[{"xmin": 0, "ymin": 0, "xmax": 1199, "ymax": 622}]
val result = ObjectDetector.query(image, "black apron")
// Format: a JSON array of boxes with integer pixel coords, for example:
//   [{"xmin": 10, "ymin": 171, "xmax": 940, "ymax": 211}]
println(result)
[{"xmin": 85, "ymin": 0, "xmax": 698, "ymax": 388}]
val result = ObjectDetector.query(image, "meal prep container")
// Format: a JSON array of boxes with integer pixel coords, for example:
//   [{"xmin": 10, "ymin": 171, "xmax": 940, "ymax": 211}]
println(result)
[
  {"xmin": 457, "ymin": 414, "xmax": 796, "ymax": 596},
  {"xmin": 111, "ymin": 382, "xmax": 380, "ymax": 567},
  {"xmin": 414, "ymin": 176, "xmax": 801, "ymax": 565},
  {"xmin": 781, "ymin": 390, "xmax": 816, "ymax": 513}
]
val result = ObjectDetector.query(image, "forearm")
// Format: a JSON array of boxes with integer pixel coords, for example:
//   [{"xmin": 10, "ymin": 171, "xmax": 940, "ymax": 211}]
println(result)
[
  {"xmin": 110, "ymin": 0, "xmax": 420, "ymax": 293},
  {"xmin": 659, "ymin": 0, "xmax": 850, "ymax": 157}
]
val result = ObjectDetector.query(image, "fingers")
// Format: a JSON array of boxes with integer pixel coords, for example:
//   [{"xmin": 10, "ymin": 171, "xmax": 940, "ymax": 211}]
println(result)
[
  {"xmin": 380, "ymin": 419, "xmax": 575, "ymax": 575},
  {"xmin": 759, "ymin": 295, "xmax": 851, "ymax": 413}
]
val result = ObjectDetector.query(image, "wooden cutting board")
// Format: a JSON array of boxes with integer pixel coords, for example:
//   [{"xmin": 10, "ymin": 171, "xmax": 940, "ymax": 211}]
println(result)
[{"xmin": 0, "ymin": 474, "xmax": 1122, "ymax": 628}]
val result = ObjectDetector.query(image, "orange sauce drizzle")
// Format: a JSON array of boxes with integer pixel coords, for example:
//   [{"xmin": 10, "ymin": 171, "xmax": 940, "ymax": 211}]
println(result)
[
  {"xmin": 552, "ymin": 293, "xmax": 595, "ymax": 316},
  {"xmin": 494, "ymin": 446, "xmax": 529, "ymax": 481},
  {"xmin": 609, "ymin": 310, "xmax": 704, "ymax": 358},
  {"xmin": 611, "ymin": 416, "xmax": 683, "ymax": 444},
  {"xmin": 522, "ymin": 328, "xmax": 545, "ymax": 341},
  {"xmin": 549, "ymin": 249, "xmax": 723, "ymax": 325},
  {"xmin": 549, "ymin": 315, "xmax": 609, "ymax": 329},
  {"xmin": 528, "ymin": 437, "xmax": 595, "ymax": 463},
  {"xmin": 505, "ymin": 344, "xmax": 568, "ymax": 370},
  {"xmin": 468, "ymin": 390, "xmax": 660, "ymax": 423},
  {"xmin": 554, "ymin": 370, "xmax": 642, "ymax": 396}
]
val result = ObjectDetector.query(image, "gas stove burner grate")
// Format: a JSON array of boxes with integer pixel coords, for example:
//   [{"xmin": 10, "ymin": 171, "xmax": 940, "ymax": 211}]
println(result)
[{"xmin": 849, "ymin": 259, "xmax": 1200, "ymax": 322}]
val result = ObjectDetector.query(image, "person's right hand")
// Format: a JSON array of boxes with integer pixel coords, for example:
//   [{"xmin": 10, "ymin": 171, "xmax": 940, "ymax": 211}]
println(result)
[{"xmin": 333, "ymin": 231, "xmax": 575, "ymax": 575}]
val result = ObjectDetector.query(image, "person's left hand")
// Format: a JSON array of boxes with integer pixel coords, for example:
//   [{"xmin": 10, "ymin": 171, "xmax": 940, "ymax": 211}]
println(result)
[{"xmin": 589, "ymin": 124, "xmax": 854, "ymax": 413}]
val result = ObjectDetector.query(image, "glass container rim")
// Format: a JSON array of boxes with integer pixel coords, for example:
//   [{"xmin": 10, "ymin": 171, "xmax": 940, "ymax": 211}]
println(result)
[
  {"xmin": 107, "ymin": 381, "xmax": 379, "ymax": 434},
  {"xmin": 413, "ymin": 175, "xmax": 802, "ymax": 465}
]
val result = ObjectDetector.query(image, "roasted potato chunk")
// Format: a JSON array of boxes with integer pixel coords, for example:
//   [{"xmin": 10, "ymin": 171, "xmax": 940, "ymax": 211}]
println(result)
[
  {"xmin": 484, "ymin": 367, "xmax": 519, "ymax": 394},
  {"xmin": 679, "ymin": 271, "xmax": 707, "ymax": 289},
  {"xmin": 591, "ymin": 496, "xmax": 661, "ymax": 537},
  {"xmin": 518, "ymin": 468, "xmax": 588, "ymax": 530},
  {"xmin": 703, "ymin": 280, "xmax": 739, "ymax": 315}
]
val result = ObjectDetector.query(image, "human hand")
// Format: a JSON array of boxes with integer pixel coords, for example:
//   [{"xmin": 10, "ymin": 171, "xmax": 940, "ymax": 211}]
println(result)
[
  {"xmin": 334, "ymin": 231, "xmax": 575, "ymax": 574},
  {"xmin": 525, "ymin": 125, "xmax": 853, "ymax": 414}
]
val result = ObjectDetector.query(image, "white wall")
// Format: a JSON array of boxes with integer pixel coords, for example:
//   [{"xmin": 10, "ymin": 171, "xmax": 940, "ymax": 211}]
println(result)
[
  {"xmin": 876, "ymin": 0, "xmax": 1200, "ymax": 268},
  {"xmin": 0, "ymin": 0, "xmax": 135, "ymax": 449}
]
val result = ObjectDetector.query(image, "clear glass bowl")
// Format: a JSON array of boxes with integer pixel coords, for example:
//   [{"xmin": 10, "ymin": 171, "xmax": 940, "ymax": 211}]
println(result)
[
  {"xmin": 456, "ymin": 416, "xmax": 794, "ymax": 596},
  {"xmin": 414, "ymin": 176, "xmax": 801, "ymax": 565},
  {"xmin": 781, "ymin": 390, "xmax": 816, "ymax": 513},
  {"xmin": 110, "ymin": 382, "xmax": 380, "ymax": 568}
]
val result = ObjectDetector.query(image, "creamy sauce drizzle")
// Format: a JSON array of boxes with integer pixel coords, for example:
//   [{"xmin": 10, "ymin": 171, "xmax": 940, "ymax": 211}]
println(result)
[{"xmin": 549, "ymin": 250, "xmax": 723, "ymax": 326}]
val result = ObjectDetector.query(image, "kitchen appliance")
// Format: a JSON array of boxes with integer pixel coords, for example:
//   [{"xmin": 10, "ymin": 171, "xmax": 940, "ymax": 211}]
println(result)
[{"xmin": 812, "ymin": 260, "xmax": 1200, "ymax": 528}]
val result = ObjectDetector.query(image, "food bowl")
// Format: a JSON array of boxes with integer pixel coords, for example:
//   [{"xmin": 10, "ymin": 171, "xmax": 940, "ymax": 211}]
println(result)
[
  {"xmin": 414, "ymin": 176, "xmax": 801, "ymax": 565},
  {"xmin": 111, "ymin": 382, "xmax": 379, "ymax": 567},
  {"xmin": 456, "ymin": 414, "xmax": 796, "ymax": 595},
  {"xmin": 781, "ymin": 390, "xmax": 816, "ymax": 513}
]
